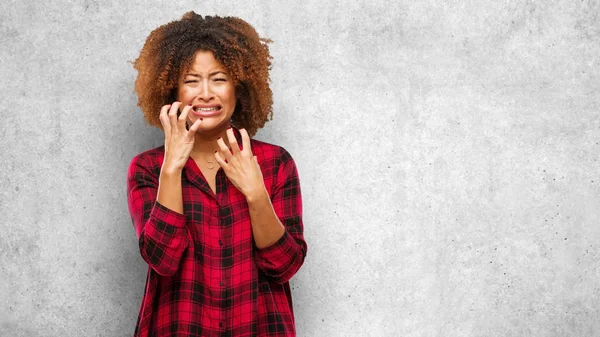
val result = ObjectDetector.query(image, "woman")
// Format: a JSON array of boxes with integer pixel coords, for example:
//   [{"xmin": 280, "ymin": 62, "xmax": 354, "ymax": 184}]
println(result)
[{"xmin": 127, "ymin": 12, "xmax": 307, "ymax": 337}]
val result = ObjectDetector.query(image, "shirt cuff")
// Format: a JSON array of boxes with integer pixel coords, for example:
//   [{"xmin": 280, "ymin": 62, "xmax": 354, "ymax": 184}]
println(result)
[
  {"xmin": 150, "ymin": 201, "xmax": 187, "ymax": 227},
  {"xmin": 255, "ymin": 230, "xmax": 296, "ymax": 258}
]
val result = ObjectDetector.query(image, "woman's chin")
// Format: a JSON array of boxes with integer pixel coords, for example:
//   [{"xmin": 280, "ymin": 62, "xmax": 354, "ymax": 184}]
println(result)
[{"xmin": 193, "ymin": 118, "xmax": 230, "ymax": 134}]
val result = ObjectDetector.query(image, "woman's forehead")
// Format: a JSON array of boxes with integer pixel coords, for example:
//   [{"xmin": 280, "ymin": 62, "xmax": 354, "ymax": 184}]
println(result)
[{"xmin": 183, "ymin": 51, "xmax": 228, "ymax": 73}]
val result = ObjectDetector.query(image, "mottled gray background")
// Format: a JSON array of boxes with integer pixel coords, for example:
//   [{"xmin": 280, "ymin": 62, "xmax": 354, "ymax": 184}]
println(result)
[{"xmin": 1, "ymin": 0, "xmax": 599, "ymax": 336}]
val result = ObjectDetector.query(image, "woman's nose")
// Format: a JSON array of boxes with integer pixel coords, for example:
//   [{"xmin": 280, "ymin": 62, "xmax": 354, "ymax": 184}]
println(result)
[{"xmin": 197, "ymin": 80, "xmax": 213, "ymax": 101}]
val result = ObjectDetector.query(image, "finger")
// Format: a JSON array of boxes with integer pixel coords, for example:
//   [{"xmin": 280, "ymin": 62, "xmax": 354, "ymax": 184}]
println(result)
[
  {"xmin": 240, "ymin": 128, "xmax": 251, "ymax": 154},
  {"xmin": 227, "ymin": 128, "xmax": 241, "ymax": 154},
  {"xmin": 214, "ymin": 151, "xmax": 228, "ymax": 168},
  {"xmin": 159, "ymin": 104, "xmax": 172, "ymax": 133},
  {"xmin": 217, "ymin": 136, "xmax": 233, "ymax": 160},
  {"xmin": 169, "ymin": 102, "xmax": 181, "ymax": 131},
  {"xmin": 187, "ymin": 117, "xmax": 203, "ymax": 135},
  {"xmin": 179, "ymin": 104, "xmax": 193, "ymax": 125}
]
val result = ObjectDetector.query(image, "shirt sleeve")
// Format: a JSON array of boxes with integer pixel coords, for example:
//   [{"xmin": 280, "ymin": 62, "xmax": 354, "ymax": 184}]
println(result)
[
  {"xmin": 126, "ymin": 154, "xmax": 189, "ymax": 277},
  {"xmin": 254, "ymin": 149, "xmax": 307, "ymax": 284}
]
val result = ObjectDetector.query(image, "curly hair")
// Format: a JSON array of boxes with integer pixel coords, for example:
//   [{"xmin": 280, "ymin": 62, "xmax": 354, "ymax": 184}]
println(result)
[{"xmin": 133, "ymin": 12, "xmax": 273, "ymax": 137}]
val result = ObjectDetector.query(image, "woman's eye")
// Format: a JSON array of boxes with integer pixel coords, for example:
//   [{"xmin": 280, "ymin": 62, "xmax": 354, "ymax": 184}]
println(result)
[
  {"xmin": 184, "ymin": 80, "xmax": 198, "ymax": 84},
  {"xmin": 214, "ymin": 78, "xmax": 227, "ymax": 82}
]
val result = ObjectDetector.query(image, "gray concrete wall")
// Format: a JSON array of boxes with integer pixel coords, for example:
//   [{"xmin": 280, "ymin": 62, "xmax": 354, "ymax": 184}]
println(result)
[{"xmin": 1, "ymin": 1, "xmax": 599, "ymax": 336}]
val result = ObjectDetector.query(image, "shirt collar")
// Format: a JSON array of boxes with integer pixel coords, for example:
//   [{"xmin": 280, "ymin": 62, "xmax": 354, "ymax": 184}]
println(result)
[{"xmin": 181, "ymin": 125, "xmax": 245, "ymax": 196}]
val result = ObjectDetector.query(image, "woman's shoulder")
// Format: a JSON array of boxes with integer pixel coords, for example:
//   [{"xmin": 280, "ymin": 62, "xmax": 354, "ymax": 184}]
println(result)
[
  {"xmin": 129, "ymin": 145, "xmax": 165, "ymax": 170},
  {"xmin": 250, "ymin": 138, "xmax": 295, "ymax": 163}
]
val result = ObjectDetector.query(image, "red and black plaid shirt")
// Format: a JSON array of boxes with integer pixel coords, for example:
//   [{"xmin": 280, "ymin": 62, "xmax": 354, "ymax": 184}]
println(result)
[{"xmin": 126, "ymin": 129, "xmax": 307, "ymax": 337}]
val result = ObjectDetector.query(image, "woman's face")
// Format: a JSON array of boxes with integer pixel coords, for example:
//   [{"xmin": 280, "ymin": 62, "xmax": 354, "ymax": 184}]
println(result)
[{"xmin": 176, "ymin": 50, "xmax": 237, "ymax": 134}]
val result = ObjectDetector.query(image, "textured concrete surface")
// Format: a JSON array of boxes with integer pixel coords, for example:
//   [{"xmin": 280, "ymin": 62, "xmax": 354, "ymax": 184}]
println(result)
[{"xmin": 1, "ymin": 0, "xmax": 599, "ymax": 336}]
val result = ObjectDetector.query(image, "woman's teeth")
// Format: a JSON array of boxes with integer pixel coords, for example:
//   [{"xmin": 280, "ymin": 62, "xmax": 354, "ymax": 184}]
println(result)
[{"xmin": 194, "ymin": 107, "xmax": 219, "ymax": 111}]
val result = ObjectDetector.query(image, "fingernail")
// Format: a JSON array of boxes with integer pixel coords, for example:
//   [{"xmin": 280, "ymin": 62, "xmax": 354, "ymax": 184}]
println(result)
[
  {"xmin": 200, "ymin": 118, "xmax": 203, "ymax": 121},
  {"xmin": 217, "ymin": 137, "xmax": 222, "ymax": 140},
  {"xmin": 187, "ymin": 104, "xmax": 192, "ymax": 106}
]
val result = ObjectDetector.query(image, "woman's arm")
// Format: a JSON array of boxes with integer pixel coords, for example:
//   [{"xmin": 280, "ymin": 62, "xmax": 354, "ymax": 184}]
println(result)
[
  {"xmin": 157, "ymin": 168, "xmax": 184, "ymax": 214},
  {"xmin": 251, "ymin": 150, "xmax": 307, "ymax": 284},
  {"xmin": 245, "ymin": 188, "xmax": 286, "ymax": 249},
  {"xmin": 127, "ymin": 157, "xmax": 189, "ymax": 277},
  {"xmin": 127, "ymin": 103, "xmax": 203, "ymax": 276},
  {"xmin": 214, "ymin": 129, "xmax": 307, "ymax": 283}
]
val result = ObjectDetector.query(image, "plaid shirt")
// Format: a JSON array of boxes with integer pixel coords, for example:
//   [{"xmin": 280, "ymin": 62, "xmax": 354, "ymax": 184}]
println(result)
[{"xmin": 126, "ymin": 129, "xmax": 307, "ymax": 337}]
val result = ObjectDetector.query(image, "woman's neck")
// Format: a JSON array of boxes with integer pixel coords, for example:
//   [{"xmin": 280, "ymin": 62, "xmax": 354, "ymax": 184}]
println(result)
[{"xmin": 190, "ymin": 126, "xmax": 233, "ymax": 155}]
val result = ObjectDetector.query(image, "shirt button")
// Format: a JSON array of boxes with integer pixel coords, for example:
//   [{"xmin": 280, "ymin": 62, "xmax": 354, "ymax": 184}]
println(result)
[
  {"xmin": 219, "ymin": 322, "xmax": 223, "ymax": 328},
  {"xmin": 218, "ymin": 240, "xmax": 223, "ymax": 246},
  {"xmin": 220, "ymin": 281, "xmax": 224, "ymax": 286}
]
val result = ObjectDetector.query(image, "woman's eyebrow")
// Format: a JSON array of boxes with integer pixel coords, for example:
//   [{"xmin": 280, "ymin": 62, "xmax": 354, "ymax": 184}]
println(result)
[{"xmin": 185, "ymin": 71, "xmax": 228, "ymax": 77}]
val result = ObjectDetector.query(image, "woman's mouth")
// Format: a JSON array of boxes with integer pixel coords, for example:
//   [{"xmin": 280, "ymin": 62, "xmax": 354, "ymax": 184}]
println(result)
[{"xmin": 192, "ymin": 105, "xmax": 222, "ymax": 117}]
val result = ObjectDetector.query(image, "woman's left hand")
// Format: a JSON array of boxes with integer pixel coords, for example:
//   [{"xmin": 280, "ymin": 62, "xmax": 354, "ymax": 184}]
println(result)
[{"xmin": 215, "ymin": 128, "xmax": 265, "ymax": 199}]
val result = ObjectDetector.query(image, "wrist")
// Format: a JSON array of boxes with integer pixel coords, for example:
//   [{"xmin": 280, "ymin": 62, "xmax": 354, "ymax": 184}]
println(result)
[
  {"xmin": 160, "ymin": 166, "xmax": 183, "ymax": 177},
  {"xmin": 245, "ymin": 186, "xmax": 269, "ymax": 204}
]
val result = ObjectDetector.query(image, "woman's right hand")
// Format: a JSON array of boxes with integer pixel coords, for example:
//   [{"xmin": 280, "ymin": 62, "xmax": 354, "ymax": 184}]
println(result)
[{"xmin": 159, "ymin": 102, "xmax": 202, "ymax": 173}]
